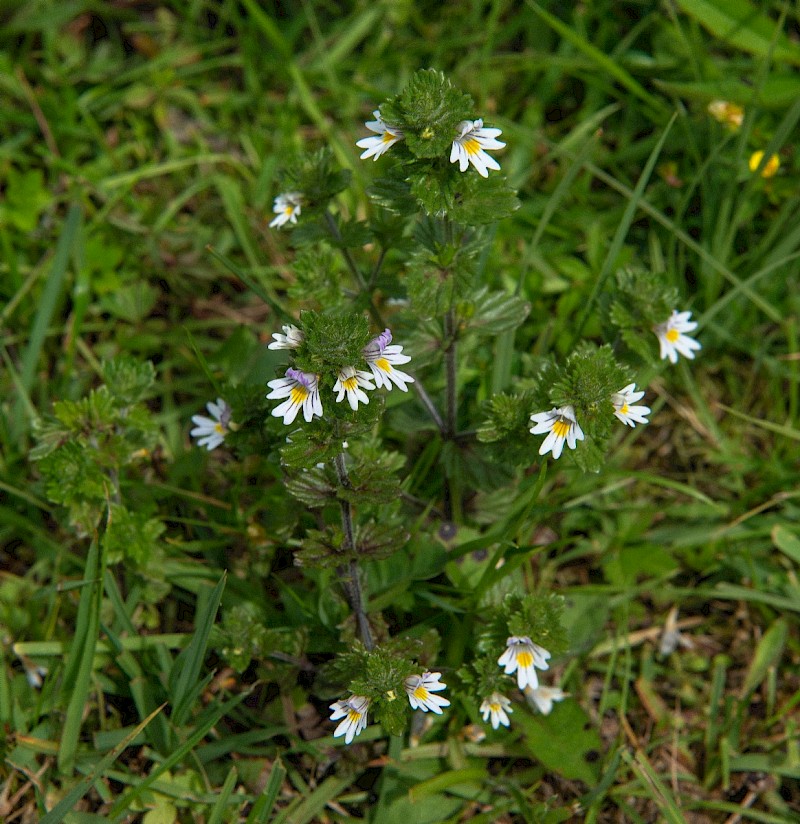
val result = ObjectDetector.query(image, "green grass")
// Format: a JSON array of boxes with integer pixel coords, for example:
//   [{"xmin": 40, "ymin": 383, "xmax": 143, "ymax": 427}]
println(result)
[{"xmin": 2, "ymin": 1, "xmax": 799, "ymax": 821}]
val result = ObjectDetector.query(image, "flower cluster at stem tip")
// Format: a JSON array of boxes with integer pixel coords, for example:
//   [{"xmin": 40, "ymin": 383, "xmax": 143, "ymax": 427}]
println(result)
[
  {"xmin": 357, "ymin": 112, "xmax": 505, "ymax": 178},
  {"xmin": 329, "ymin": 671, "xmax": 449, "ymax": 744},
  {"xmin": 266, "ymin": 326, "xmax": 414, "ymax": 425},
  {"xmin": 328, "ymin": 636, "xmax": 565, "ymax": 743},
  {"xmin": 481, "ymin": 636, "xmax": 565, "ymax": 730},
  {"xmin": 528, "ymin": 309, "xmax": 702, "ymax": 460}
]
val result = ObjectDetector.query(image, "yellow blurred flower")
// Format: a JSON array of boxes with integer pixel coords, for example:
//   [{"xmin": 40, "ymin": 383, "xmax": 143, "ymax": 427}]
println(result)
[
  {"xmin": 749, "ymin": 150, "xmax": 780, "ymax": 179},
  {"xmin": 708, "ymin": 100, "xmax": 743, "ymax": 130}
]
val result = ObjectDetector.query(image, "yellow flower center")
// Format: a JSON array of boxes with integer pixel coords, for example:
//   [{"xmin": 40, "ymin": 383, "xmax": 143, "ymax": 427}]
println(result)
[
  {"xmin": 375, "ymin": 357, "xmax": 392, "ymax": 373},
  {"xmin": 290, "ymin": 387, "xmax": 309, "ymax": 404},
  {"xmin": 413, "ymin": 685, "xmax": 430, "ymax": 701},
  {"xmin": 666, "ymin": 328, "xmax": 680, "ymax": 343},
  {"xmin": 490, "ymin": 702, "xmax": 501, "ymax": 712},
  {"xmin": 516, "ymin": 650, "xmax": 534, "ymax": 668},
  {"xmin": 619, "ymin": 403, "xmax": 629, "ymax": 415},
  {"xmin": 214, "ymin": 423, "xmax": 225, "ymax": 434},
  {"xmin": 382, "ymin": 131, "xmax": 395, "ymax": 143},
  {"xmin": 284, "ymin": 206, "xmax": 295, "ymax": 215},
  {"xmin": 463, "ymin": 137, "xmax": 481, "ymax": 156},
  {"xmin": 343, "ymin": 376, "xmax": 358, "ymax": 391},
  {"xmin": 347, "ymin": 709, "xmax": 362, "ymax": 723},
  {"xmin": 552, "ymin": 419, "xmax": 570, "ymax": 438}
]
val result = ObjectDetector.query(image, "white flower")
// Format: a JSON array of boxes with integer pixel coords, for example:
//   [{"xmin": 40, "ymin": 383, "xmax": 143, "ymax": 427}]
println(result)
[
  {"xmin": 333, "ymin": 365, "xmax": 375, "ymax": 411},
  {"xmin": 266, "ymin": 368, "xmax": 322, "ymax": 425},
  {"xmin": 450, "ymin": 119, "xmax": 505, "ymax": 178},
  {"xmin": 191, "ymin": 398, "xmax": 233, "ymax": 451},
  {"xmin": 659, "ymin": 606, "xmax": 695, "ymax": 656},
  {"xmin": 362, "ymin": 328, "xmax": 415, "ymax": 392},
  {"xmin": 480, "ymin": 692, "xmax": 513, "ymax": 729},
  {"xmin": 524, "ymin": 685, "xmax": 567, "ymax": 715},
  {"xmin": 269, "ymin": 192, "xmax": 302, "ymax": 229},
  {"xmin": 329, "ymin": 695, "xmax": 371, "ymax": 744},
  {"xmin": 21, "ymin": 658, "xmax": 48, "ymax": 689},
  {"xmin": 498, "ymin": 636, "xmax": 551, "ymax": 690},
  {"xmin": 529, "ymin": 405, "xmax": 584, "ymax": 460},
  {"xmin": 708, "ymin": 100, "xmax": 744, "ymax": 130},
  {"xmin": 356, "ymin": 110, "xmax": 404, "ymax": 161},
  {"xmin": 612, "ymin": 383, "xmax": 651, "ymax": 428},
  {"xmin": 653, "ymin": 310, "xmax": 702, "ymax": 364},
  {"xmin": 404, "ymin": 672, "xmax": 451, "ymax": 715},
  {"xmin": 268, "ymin": 324, "xmax": 304, "ymax": 351}
]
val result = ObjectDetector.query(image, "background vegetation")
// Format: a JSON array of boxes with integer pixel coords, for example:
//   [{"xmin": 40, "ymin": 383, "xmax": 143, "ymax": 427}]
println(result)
[{"xmin": 1, "ymin": 0, "xmax": 799, "ymax": 821}]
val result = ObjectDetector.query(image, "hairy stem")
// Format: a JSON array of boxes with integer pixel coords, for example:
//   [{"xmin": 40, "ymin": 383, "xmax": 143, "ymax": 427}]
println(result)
[
  {"xmin": 442, "ymin": 307, "xmax": 460, "ymax": 522},
  {"xmin": 333, "ymin": 451, "xmax": 374, "ymax": 651},
  {"xmin": 443, "ymin": 308, "xmax": 458, "ymax": 439}
]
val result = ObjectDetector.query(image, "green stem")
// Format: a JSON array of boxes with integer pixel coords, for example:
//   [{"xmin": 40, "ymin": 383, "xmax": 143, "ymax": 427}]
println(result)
[
  {"xmin": 442, "ymin": 307, "xmax": 459, "ymax": 522},
  {"xmin": 443, "ymin": 308, "xmax": 457, "ymax": 439},
  {"xmin": 325, "ymin": 210, "xmax": 446, "ymax": 433},
  {"xmin": 333, "ymin": 451, "xmax": 374, "ymax": 651},
  {"xmin": 325, "ymin": 211, "xmax": 366, "ymax": 290}
]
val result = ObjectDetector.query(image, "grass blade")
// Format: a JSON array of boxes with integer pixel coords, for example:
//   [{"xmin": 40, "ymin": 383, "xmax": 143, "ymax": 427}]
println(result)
[
  {"xmin": 571, "ymin": 113, "xmax": 677, "ymax": 345},
  {"xmin": 245, "ymin": 758, "xmax": 286, "ymax": 824},
  {"xmin": 169, "ymin": 573, "xmax": 225, "ymax": 727},
  {"xmin": 674, "ymin": 0, "xmax": 800, "ymax": 65},
  {"xmin": 206, "ymin": 245, "xmax": 291, "ymax": 323},
  {"xmin": 19, "ymin": 203, "xmax": 81, "ymax": 390},
  {"xmin": 740, "ymin": 618, "xmax": 787, "ymax": 697},
  {"xmin": 41, "ymin": 704, "xmax": 166, "ymax": 824},
  {"xmin": 624, "ymin": 749, "xmax": 688, "ymax": 824},
  {"xmin": 108, "ymin": 689, "xmax": 251, "ymax": 819},
  {"xmin": 207, "ymin": 766, "xmax": 238, "ymax": 824},
  {"xmin": 526, "ymin": 1, "xmax": 668, "ymax": 117},
  {"xmin": 58, "ymin": 531, "xmax": 104, "ymax": 774}
]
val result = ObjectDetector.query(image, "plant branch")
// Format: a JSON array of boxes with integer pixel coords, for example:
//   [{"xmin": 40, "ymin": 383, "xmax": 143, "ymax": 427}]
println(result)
[
  {"xmin": 325, "ymin": 210, "xmax": 446, "ymax": 433},
  {"xmin": 441, "ymin": 307, "xmax": 460, "ymax": 522},
  {"xmin": 333, "ymin": 451, "xmax": 374, "ymax": 651},
  {"xmin": 443, "ymin": 308, "xmax": 458, "ymax": 439}
]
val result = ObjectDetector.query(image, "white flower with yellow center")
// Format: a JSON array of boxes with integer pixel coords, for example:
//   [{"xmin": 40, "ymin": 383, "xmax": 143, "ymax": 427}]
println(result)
[
  {"xmin": 266, "ymin": 368, "xmax": 323, "ymax": 425},
  {"xmin": 612, "ymin": 383, "xmax": 651, "ymax": 428},
  {"xmin": 708, "ymin": 100, "xmax": 744, "ymax": 130},
  {"xmin": 363, "ymin": 328, "xmax": 415, "ymax": 392},
  {"xmin": 269, "ymin": 192, "xmax": 302, "ymax": 229},
  {"xmin": 268, "ymin": 324, "xmax": 304, "ymax": 350},
  {"xmin": 334, "ymin": 365, "xmax": 375, "ymax": 411},
  {"xmin": 356, "ymin": 110, "xmax": 405, "ymax": 161},
  {"xmin": 524, "ymin": 685, "xmax": 567, "ymax": 715},
  {"xmin": 191, "ymin": 398, "xmax": 233, "ymax": 450},
  {"xmin": 529, "ymin": 405, "xmax": 584, "ymax": 460},
  {"xmin": 450, "ymin": 119, "xmax": 505, "ymax": 178},
  {"xmin": 404, "ymin": 672, "xmax": 451, "ymax": 715},
  {"xmin": 480, "ymin": 692, "xmax": 513, "ymax": 729},
  {"xmin": 329, "ymin": 695, "xmax": 371, "ymax": 744},
  {"xmin": 653, "ymin": 310, "xmax": 701, "ymax": 364},
  {"xmin": 498, "ymin": 636, "xmax": 551, "ymax": 690}
]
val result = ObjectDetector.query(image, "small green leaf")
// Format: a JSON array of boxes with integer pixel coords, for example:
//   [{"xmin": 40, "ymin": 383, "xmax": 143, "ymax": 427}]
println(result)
[
  {"xmin": 740, "ymin": 618, "xmax": 787, "ymax": 697},
  {"xmin": 368, "ymin": 176, "xmax": 418, "ymax": 215},
  {"xmin": 772, "ymin": 526, "xmax": 800, "ymax": 565},
  {"xmin": 515, "ymin": 699, "xmax": 602, "ymax": 785},
  {"xmin": 461, "ymin": 287, "xmax": 530, "ymax": 335},
  {"xmin": 0, "ymin": 168, "xmax": 51, "ymax": 232}
]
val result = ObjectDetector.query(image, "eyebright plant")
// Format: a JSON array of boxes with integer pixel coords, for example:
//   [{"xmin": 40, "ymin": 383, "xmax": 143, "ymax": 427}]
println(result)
[{"xmin": 177, "ymin": 69, "xmax": 704, "ymax": 745}]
